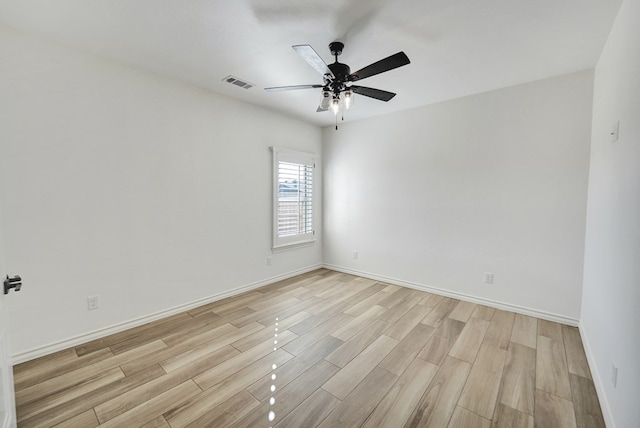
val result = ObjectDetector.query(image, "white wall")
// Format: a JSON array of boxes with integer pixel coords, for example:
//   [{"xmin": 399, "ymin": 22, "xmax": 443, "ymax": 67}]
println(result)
[
  {"xmin": 581, "ymin": 0, "xmax": 640, "ymax": 426},
  {"xmin": 0, "ymin": 26, "xmax": 322, "ymax": 359},
  {"xmin": 323, "ymin": 71, "xmax": 593, "ymax": 322}
]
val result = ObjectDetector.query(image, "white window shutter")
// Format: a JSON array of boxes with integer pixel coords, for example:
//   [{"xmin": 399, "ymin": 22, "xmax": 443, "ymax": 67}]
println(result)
[{"xmin": 272, "ymin": 147, "xmax": 317, "ymax": 249}]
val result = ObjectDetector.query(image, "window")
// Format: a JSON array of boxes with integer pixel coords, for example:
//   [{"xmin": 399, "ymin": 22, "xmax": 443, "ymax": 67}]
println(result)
[{"xmin": 272, "ymin": 147, "xmax": 316, "ymax": 249}]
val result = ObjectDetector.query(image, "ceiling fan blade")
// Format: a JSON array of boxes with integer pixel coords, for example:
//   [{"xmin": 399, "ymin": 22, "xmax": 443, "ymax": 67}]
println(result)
[
  {"xmin": 316, "ymin": 106, "xmax": 329, "ymax": 113},
  {"xmin": 265, "ymin": 84, "xmax": 323, "ymax": 92},
  {"xmin": 351, "ymin": 85, "xmax": 396, "ymax": 101},
  {"xmin": 349, "ymin": 52, "xmax": 410, "ymax": 81},
  {"xmin": 292, "ymin": 45, "xmax": 335, "ymax": 78}
]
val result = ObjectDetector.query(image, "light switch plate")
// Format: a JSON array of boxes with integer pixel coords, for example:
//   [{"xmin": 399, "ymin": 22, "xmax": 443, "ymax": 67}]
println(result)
[{"xmin": 610, "ymin": 121, "xmax": 619, "ymax": 143}]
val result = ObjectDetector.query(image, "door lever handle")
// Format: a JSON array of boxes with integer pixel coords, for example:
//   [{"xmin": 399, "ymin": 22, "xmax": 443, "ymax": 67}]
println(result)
[{"xmin": 4, "ymin": 275, "xmax": 22, "ymax": 295}]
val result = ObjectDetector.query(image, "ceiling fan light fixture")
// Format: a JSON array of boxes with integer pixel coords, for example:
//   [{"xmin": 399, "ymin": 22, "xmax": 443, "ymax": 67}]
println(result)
[
  {"xmin": 342, "ymin": 89, "xmax": 354, "ymax": 110},
  {"xmin": 331, "ymin": 96, "xmax": 341, "ymax": 115},
  {"xmin": 320, "ymin": 90, "xmax": 331, "ymax": 110}
]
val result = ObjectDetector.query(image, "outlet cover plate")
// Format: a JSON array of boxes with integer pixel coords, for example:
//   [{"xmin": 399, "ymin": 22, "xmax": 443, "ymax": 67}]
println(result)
[{"xmin": 88, "ymin": 295, "xmax": 100, "ymax": 310}]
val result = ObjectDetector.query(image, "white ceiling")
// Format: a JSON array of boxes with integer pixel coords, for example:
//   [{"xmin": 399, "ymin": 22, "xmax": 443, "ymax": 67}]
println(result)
[{"xmin": 0, "ymin": 0, "xmax": 622, "ymax": 127}]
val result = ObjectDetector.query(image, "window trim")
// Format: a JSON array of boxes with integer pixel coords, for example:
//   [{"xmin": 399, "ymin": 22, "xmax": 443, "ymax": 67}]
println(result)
[{"xmin": 271, "ymin": 147, "xmax": 317, "ymax": 250}]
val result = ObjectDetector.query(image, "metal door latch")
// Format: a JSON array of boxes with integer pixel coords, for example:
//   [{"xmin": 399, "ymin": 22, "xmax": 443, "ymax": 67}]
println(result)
[{"xmin": 4, "ymin": 275, "xmax": 22, "ymax": 295}]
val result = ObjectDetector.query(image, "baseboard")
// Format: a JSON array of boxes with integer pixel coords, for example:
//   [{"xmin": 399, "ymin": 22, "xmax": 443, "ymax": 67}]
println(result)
[
  {"xmin": 578, "ymin": 322, "xmax": 615, "ymax": 428},
  {"xmin": 323, "ymin": 264, "xmax": 579, "ymax": 326},
  {"xmin": 12, "ymin": 264, "xmax": 323, "ymax": 364}
]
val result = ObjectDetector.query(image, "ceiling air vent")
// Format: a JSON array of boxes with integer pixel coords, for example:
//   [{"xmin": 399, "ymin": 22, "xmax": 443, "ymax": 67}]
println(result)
[{"xmin": 222, "ymin": 75, "xmax": 254, "ymax": 89}]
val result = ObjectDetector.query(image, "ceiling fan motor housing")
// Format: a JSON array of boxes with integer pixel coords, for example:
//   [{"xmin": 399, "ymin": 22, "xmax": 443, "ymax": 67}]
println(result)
[{"xmin": 328, "ymin": 62, "xmax": 351, "ymax": 92}]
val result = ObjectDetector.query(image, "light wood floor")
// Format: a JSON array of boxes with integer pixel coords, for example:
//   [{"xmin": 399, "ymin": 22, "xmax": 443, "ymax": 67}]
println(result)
[{"xmin": 14, "ymin": 269, "xmax": 605, "ymax": 427}]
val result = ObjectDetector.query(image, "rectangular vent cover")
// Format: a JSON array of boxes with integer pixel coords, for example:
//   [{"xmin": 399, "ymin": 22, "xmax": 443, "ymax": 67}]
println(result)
[{"xmin": 222, "ymin": 75, "xmax": 254, "ymax": 89}]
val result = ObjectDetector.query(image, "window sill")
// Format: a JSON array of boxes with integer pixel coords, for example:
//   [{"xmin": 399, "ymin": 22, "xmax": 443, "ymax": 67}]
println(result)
[{"xmin": 272, "ymin": 239, "xmax": 316, "ymax": 253}]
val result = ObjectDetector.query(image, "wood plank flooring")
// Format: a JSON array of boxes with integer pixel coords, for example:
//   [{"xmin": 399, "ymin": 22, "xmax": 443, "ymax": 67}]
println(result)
[{"xmin": 13, "ymin": 269, "xmax": 605, "ymax": 427}]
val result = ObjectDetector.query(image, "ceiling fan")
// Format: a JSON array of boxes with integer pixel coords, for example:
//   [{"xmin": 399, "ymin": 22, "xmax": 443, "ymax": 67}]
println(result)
[{"xmin": 265, "ymin": 42, "xmax": 410, "ymax": 118}]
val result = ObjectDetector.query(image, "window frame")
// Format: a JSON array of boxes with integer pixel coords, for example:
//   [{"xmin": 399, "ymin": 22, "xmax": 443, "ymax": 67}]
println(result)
[{"xmin": 271, "ymin": 147, "xmax": 317, "ymax": 250}]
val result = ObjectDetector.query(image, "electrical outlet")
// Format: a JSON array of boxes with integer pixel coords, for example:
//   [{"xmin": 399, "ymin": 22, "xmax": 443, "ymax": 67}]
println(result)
[
  {"xmin": 353, "ymin": 251, "xmax": 358, "ymax": 260},
  {"xmin": 87, "ymin": 295, "xmax": 100, "ymax": 310},
  {"xmin": 483, "ymin": 272, "xmax": 494, "ymax": 284},
  {"xmin": 612, "ymin": 363, "xmax": 618, "ymax": 388},
  {"xmin": 267, "ymin": 256, "xmax": 272, "ymax": 266}
]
